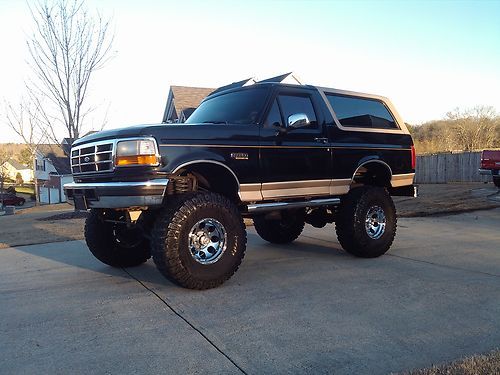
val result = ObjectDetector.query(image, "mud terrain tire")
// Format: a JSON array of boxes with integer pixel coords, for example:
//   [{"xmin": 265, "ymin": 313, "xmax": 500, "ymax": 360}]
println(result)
[
  {"xmin": 253, "ymin": 211, "xmax": 305, "ymax": 244},
  {"xmin": 85, "ymin": 209, "xmax": 151, "ymax": 267},
  {"xmin": 151, "ymin": 192, "xmax": 246, "ymax": 290},
  {"xmin": 335, "ymin": 186, "xmax": 396, "ymax": 258}
]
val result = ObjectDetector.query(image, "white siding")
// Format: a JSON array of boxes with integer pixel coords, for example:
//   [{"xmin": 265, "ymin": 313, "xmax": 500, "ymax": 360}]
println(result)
[
  {"xmin": 39, "ymin": 187, "xmax": 50, "ymax": 204},
  {"xmin": 34, "ymin": 152, "xmax": 58, "ymax": 181},
  {"xmin": 60, "ymin": 175, "xmax": 74, "ymax": 202},
  {"xmin": 49, "ymin": 188, "xmax": 60, "ymax": 203}
]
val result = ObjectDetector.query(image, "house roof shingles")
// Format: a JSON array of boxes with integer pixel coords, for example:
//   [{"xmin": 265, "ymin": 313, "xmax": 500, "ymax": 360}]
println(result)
[
  {"xmin": 37, "ymin": 144, "xmax": 72, "ymax": 175},
  {"xmin": 49, "ymin": 156, "xmax": 72, "ymax": 175},
  {"xmin": 6, "ymin": 159, "xmax": 29, "ymax": 170},
  {"xmin": 170, "ymin": 86, "xmax": 214, "ymax": 118}
]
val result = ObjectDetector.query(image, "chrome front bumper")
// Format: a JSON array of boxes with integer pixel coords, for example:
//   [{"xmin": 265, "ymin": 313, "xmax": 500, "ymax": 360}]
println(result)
[{"xmin": 64, "ymin": 179, "xmax": 169, "ymax": 209}]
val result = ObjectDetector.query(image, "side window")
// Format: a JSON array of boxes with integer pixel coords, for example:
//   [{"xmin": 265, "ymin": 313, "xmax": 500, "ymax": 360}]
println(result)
[
  {"xmin": 326, "ymin": 94, "xmax": 398, "ymax": 129},
  {"xmin": 278, "ymin": 95, "xmax": 317, "ymax": 128},
  {"xmin": 265, "ymin": 99, "xmax": 283, "ymax": 128}
]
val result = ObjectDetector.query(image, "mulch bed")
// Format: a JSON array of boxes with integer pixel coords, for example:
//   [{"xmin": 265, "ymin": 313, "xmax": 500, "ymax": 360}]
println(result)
[{"xmin": 37, "ymin": 211, "xmax": 89, "ymax": 221}]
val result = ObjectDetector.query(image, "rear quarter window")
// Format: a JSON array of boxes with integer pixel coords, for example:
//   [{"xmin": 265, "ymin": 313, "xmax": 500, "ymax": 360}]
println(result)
[{"xmin": 326, "ymin": 94, "xmax": 398, "ymax": 130}]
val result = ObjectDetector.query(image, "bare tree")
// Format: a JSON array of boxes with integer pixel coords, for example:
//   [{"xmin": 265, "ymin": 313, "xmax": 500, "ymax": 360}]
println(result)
[
  {"xmin": 0, "ymin": 149, "xmax": 11, "ymax": 207},
  {"xmin": 412, "ymin": 106, "xmax": 500, "ymax": 153},
  {"xmin": 26, "ymin": 0, "xmax": 113, "ymax": 141},
  {"xmin": 445, "ymin": 106, "xmax": 499, "ymax": 151},
  {"xmin": 4, "ymin": 100, "xmax": 48, "ymax": 161},
  {"xmin": 3, "ymin": 99, "xmax": 49, "ymax": 205}
]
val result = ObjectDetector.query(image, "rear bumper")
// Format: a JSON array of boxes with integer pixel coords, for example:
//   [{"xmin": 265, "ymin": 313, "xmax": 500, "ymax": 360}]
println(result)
[
  {"xmin": 390, "ymin": 184, "xmax": 418, "ymax": 197},
  {"xmin": 64, "ymin": 179, "xmax": 169, "ymax": 209},
  {"xmin": 479, "ymin": 168, "xmax": 499, "ymax": 176}
]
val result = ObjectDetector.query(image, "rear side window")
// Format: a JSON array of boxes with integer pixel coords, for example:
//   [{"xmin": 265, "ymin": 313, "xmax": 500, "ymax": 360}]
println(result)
[
  {"xmin": 278, "ymin": 95, "xmax": 317, "ymax": 128},
  {"xmin": 326, "ymin": 94, "xmax": 398, "ymax": 129}
]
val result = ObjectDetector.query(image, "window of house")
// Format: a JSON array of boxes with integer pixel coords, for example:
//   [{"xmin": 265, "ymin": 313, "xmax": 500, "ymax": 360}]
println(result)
[
  {"xmin": 35, "ymin": 159, "xmax": 45, "ymax": 171},
  {"xmin": 326, "ymin": 94, "xmax": 398, "ymax": 129},
  {"xmin": 278, "ymin": 95, "xmax": 317, "ymax": 128}
]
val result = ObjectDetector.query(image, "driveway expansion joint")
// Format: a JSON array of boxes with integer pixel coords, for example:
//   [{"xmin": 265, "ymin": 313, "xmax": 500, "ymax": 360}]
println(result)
[
  {"xmin": 122, "ymin": 268, "xmax": 247, "ymax": 375},
  {"xmin": 387, "ymin": 254, "xmax": 500, "ymax": 279}
]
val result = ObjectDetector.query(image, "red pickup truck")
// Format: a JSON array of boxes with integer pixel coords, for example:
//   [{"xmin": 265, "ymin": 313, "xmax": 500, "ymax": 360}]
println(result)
[{"xmin": 480, "ymin": 150, "xmax": 500, "ymax": 187}]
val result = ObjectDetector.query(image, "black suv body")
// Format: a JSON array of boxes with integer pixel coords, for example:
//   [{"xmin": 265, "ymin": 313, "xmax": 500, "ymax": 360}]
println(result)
[{"xmin": 65, "ymin": 82, "xmax": 416, "ymax": 289}]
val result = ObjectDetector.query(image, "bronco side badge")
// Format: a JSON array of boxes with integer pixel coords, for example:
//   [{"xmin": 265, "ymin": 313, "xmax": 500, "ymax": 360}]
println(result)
[{"xmin": 231, "ymin": 152, "xmax": 249, "ymax": 160}]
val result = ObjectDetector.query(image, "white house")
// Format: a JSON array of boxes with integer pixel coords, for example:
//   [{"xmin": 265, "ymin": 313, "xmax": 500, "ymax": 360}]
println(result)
[
  {"xmin": 34, "ymin": 144, "xmax": 73, "ymax": 204},
  {"xmin": 1, "ymin": 159, "xmax": 33, "ymax": 182}
]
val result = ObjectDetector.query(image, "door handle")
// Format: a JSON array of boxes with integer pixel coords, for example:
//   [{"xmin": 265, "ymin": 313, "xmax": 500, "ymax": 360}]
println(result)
[{"xmin": 314, "ymin": 137, "xmax": 328, "ymax": 144}]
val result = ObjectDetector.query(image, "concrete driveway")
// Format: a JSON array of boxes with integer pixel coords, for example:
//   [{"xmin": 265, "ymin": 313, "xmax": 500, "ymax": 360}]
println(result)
[{"xmin": 1, "ymin": 209, "xmax": 499, "ymax": 374}]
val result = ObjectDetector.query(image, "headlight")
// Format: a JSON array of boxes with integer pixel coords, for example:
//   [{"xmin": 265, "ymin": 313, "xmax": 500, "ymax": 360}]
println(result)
[{"xmin": 115, "ymin": 139, "xmax": 160, "ymax": 166}]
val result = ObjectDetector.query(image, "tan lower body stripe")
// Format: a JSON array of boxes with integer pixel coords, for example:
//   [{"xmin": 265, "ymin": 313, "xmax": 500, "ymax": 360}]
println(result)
[
  {"xmin": 239, "ymin": 174, "xmax": 414, "ymax": 202},
  {"xmin": 240, "ymin": 178, "xmax": 351, "ymax": 202},
  {"xmin": 391, "ymin": 173, "xmax": 415, "ymax": 187}
]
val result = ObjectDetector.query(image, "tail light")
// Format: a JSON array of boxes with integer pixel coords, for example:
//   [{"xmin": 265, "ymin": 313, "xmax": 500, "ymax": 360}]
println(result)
[{"xmin": 411, "ymin": 145, "xmax": 416, "ymax": 170}]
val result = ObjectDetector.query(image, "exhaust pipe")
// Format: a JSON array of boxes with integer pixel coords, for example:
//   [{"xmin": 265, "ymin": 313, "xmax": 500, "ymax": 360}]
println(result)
[{"xmin": 247, "ymin": 198, "xmax": 340, "ymax": 213}]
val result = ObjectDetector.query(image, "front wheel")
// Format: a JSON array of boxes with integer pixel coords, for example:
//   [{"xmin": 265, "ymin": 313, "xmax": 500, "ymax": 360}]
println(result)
[
  {"xmin": 335, "ymin": 186, "xmax": 397, "ymax": 258},
  {"xmin": 151, "ymin": 192, "xmax": 247, "ymax": 290}
]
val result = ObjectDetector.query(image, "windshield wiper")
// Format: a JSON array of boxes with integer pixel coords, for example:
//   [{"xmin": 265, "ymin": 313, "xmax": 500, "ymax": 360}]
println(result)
[{"xmin": 201, "ymin": 120, "xmax": 228, "ymax": 124}]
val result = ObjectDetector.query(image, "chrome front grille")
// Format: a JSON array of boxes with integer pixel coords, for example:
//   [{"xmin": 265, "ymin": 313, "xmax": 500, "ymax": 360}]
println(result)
[{"xmin": 71, "ymin": 141, "xmax": 114, "ymax": 174}]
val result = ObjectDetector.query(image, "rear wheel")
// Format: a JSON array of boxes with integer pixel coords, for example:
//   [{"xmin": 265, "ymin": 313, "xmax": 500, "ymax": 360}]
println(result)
[
  {"xmin": 151, "ymin": 192, "xmax": 246, "ymax": 290},
  {"xmin": 17, "ymin": 199, "xmax": 25, "ymax": 206},
  {"xmin": 85, "ymin": 209, "xmax": 151, "ymax": 267},
  {"xmin": 335, "ymin": 186, "xmax": 396, "ymax": 258},
  {"xmin": 253, "ymin": 210, "xmax": 305, "ymax": 244}
]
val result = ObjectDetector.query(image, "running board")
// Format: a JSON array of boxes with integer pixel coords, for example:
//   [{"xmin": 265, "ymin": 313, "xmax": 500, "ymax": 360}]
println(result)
[{"xmin": 247, "ymin": 198, "xmax": 341, "ymax": 213}]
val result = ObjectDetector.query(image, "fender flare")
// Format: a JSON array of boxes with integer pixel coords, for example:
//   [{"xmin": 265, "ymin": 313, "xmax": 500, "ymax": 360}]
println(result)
[
  {"xmin": 351, "ymin": 159, "xmax": 393, "ymax": 185},
  {"xmin": 172, "ymin": 159, "xmax": 241, "ymax": 192}
]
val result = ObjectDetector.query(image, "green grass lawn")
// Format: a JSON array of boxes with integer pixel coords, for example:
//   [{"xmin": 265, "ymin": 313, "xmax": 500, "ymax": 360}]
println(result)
[{"xmin": 15, "ymin": 186, "xmax": 35, "ymax": 195}]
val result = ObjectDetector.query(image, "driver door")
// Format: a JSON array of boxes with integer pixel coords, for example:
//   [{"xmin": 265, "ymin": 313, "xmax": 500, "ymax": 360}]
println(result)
[{"xmin": 259, "ymin": 88, "xmax": 332, "ymax": 200}]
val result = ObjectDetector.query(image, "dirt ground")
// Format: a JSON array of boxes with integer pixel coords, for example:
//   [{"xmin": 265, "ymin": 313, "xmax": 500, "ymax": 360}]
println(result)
[
  {"xmin": 395, "ymin": 182, "xmax": 500, "ymax": 217},
  {"xmin": 0, "ymin": 203, "xmax": 84, "ymax": 249},
  {"xmin": 1, "ymin": 183, "xmax": 498, "ymax": 249},
  {"xmin": 401, "ymin": 349, "xmax": 500, "ymax": 375}
]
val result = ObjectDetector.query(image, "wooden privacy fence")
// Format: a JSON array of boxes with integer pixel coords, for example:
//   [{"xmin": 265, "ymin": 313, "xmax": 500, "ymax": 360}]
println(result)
[{"xmin": 415, "ymin": 151, "xmax": 490, "ymax": 184}]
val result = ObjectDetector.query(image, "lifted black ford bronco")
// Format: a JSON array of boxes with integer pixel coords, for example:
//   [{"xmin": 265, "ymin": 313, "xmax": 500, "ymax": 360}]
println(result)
[{"xmin": 65, "ymin": 81, "xmax": 417, "ymax": 289}]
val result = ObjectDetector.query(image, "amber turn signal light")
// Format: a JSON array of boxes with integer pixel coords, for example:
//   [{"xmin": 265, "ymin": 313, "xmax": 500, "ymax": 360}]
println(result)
[{"xmin": 116, "ymin": 155, "xmax": 158, "ymax": 166}]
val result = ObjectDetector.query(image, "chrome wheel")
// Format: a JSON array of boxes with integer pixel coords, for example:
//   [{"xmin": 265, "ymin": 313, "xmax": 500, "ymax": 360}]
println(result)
[
  {"xmin": 188, "ymin": 218, "xmax": 227, "ymax": 264},
  {"xmin": 365, "ymin": 206, "xmax": 386, "ymax": 240}
]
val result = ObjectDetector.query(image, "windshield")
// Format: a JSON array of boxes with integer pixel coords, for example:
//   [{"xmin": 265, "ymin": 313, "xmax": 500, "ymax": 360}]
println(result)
[{"xmin": 185, "ymin": 87, "xmax": 268, "ymax": 125}]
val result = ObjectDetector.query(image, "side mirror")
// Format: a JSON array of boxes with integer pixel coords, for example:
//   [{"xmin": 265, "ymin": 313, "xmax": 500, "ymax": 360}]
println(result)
[{"xmin": 287, "ymin": 113, "xmax": 310, "ymax": 129}]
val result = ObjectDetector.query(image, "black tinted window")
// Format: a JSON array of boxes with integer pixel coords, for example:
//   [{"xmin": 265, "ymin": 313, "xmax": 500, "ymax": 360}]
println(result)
[
  {"xmin": 278, "ymin": 95, "xmax": 317, "ymax": 128},
  {"xmin": 265, "ymin": 100, "xmax": 283, "ymax": 128},
  {"xmin": 185, "ymin": 88, "xmax": 268, "ymax": 125},
  {"xmin": 326, "ymin": 94, "xmax": 397, "ymax": 129}
]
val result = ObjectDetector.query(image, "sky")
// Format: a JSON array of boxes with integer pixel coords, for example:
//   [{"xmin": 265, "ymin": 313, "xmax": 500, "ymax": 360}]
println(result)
[{"xmin": 0, "ymin": 0, "xmax": 499, "ymax": 143}]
